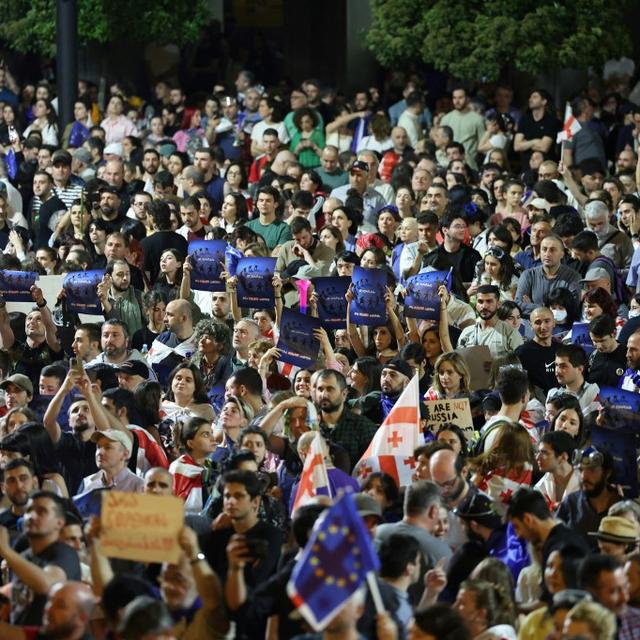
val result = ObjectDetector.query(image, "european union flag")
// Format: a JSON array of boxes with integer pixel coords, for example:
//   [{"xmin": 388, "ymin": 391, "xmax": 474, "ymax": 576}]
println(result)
[
  {"xmin": 287, "ymin": 492, "xmax": 379, "ymax": 630},
  {"xmin": 5, "ymin": 149, "xmax": 17, "ymax": 180},
  {"xmin": 73, "ymin": 487, "xmax": 110, "ymax": 519}
]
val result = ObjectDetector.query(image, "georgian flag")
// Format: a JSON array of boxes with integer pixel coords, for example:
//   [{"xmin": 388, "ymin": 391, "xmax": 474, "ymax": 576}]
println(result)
[
  {"xmin": 557, "ymin": 103, "xmax": 581, "ymax": 143},
  {"xmin": 292, "ymin": 432, "xmax": 331, "ymax": 513},
  {"xmin": 352, "ymin": 374, "xmax": 423, "ymax": 487}
]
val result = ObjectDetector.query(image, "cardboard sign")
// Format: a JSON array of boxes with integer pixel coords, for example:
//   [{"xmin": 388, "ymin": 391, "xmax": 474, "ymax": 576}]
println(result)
[
  {"xmin": 456, "ymin": 345, "xmax": 492, "ymax": 391},
  {"xmin": 424, "ymin": 397, "xmax": 474, "ymax": 442},
  {"xmin": 100, "ymin": 491, "xmax": 184, "ymax": 564}
]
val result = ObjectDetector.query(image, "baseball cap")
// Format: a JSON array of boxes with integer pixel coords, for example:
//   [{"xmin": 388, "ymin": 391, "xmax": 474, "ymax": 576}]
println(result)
[
  {"xmin": 72, "ymin": 148, "xmax": 92, "ymax": 164},
  {"xmin": 580, "ymin": 267, "xmax": 610, "ymax": 284},
  {"xmin": 528, "ymin": 197, "xmax": 551, "ymax": 212},
  {"xmin": 52, "ymin": 150, "xmax": 72, "ymax": 166},
  {"xmin": 383, "ymin": 358, "xmax": 413, "ymax": 380},
  {"xmin": 454, "ymin": 492, "xmax": 502, "ymax": 529},
  {"xmin": 350, "ymin": 160, "xmax": 369, "ymax": 174},
  {"xmin": 0, "ymin": 374, "xmax": 33, "ymax": 396},
  {"xmin": 354, "ymin": 493, "xmax": 383, "ymax": 521},
  {"xmin": 98, "ymin": 184, "xmax": 120, "ymax": 196},
  {"xmin": 91, "ymin": 429, "xmax": 132, "ymax": 455},
  {"xmin": 114, "ymin": 360, "xmax": 148, "ymax": 378},
  {"xmin": 104, "ymin": 143, "xmax": 123, "ymax": 157}
]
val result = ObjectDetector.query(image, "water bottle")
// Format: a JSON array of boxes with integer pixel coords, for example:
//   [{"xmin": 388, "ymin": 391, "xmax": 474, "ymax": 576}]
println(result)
[{"xmin": 141, "ymin": 344, "xmax": 149, "ymax": 364}]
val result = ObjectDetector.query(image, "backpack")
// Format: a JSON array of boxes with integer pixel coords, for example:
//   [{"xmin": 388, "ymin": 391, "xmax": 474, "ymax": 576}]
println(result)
[{"xmin": 472, "ymin": 418, "xmax": 513, "ymax": 456}]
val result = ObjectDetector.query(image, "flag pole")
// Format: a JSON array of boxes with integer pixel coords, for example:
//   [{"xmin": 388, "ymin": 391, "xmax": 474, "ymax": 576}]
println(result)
[{"xmin": 366, "ymin": 572, "xmax": 385, "ymax": 614}]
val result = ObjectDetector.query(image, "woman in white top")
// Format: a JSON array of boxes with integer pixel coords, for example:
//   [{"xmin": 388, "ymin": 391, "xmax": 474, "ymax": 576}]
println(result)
[
  {"xmin": 161, "ymin": 363, "xmax": 215, "ymax": 423},
  {"xmin": 467, "ymin": 245, "xmax": 518, "ymax": 301},
  {"xmin": 250, "ymin": 96, "xmax": 289, "ymax": 156},
  {"xmin": 357, "ymin": 114, "xmax": 393, "ymax": 154},
  {"xmin": 478, "ymin": 112, "xmax": 509, "ymax": 162},
  {"xmin": 23, "ymin": 99, "xmax": 59, "ymax": 146}
]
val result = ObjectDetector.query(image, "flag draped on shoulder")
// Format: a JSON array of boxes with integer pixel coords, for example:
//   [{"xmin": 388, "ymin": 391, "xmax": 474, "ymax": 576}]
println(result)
[
  {"xmin": 287, "ymin": 491, "xmax": 380, "ymax": 631},
  {"xmin": 352, "ymin": 374, "xmax": 422, "ymax": 487},
  {"xmin": 292, "ymin": 431, "xmax": 331, "ymax": 513},
  {"xmin": 557, "ymin": 102, "xmax": 581, "ymax": 143}
]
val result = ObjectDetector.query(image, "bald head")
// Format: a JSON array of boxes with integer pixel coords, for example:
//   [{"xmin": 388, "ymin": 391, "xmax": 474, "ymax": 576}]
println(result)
[
  {"xmin": 271, "ymin": 150, "xmax": 297, "ymax": 175},
  {"xmin": 165, "ymin": 299, "xmax": 193, "ymax": 335},
  {"xmin": 144, "ymin": 467, "xmax": 173, "ymax": 496},
  {"xmin": 45, "ymin": 581, "xmax": 96, "ymax": 633},
  {"xmin": 429, "ymin": 448, "xmax": 458, "ymax": 479}
]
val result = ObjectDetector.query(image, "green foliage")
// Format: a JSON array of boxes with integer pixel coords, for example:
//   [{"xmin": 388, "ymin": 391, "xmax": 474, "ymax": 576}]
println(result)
[
  {"xmin": 367, "ymin": 0, "xmax": 633, "ymax": 80},
  {"xmin": 0, "ymin": 0, "xmax": 210, "ymax": 56}
]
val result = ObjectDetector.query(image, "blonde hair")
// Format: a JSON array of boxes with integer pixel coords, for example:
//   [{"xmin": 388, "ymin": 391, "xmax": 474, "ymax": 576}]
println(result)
[
  {"xmin": 565, "ymin": 601, "xmax": 616, "ymax": 640},
  {"xmin": 431, "ymin": 352, "xmax": 471, "ymax": 397}
]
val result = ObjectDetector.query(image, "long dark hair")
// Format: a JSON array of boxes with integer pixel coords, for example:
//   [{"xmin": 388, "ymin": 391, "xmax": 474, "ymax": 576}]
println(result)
[
  {"xmin": 165, "ymin": 363, "xmax": 210, "ymax": 404},
  {"xmin": 0, "ymin": 422, "xmax": 60, "ymax": 476}
]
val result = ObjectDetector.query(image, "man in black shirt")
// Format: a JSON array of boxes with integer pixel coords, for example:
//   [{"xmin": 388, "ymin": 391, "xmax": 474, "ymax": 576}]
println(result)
[
  {"xmin": 507, "ymin": 487, "xmax": 590, "ymax": 600},
  {"xmin": 515, "ymin": 306, "xmax": 559, "ymax": 399},
  {"xmin": 0, "ymin": 491, "xmax": 81, "ymax": 625},
  {"xmin": 514, "ymin": 89, "xmax": 561, "ymax": 165},
  {"xmin": 141, "ymin": 200, "xmax": 188, "ymax": 282},
  {"xmin": 423, "ymin": 212, "xmax": 481, "ymax": 284},
  {"xmin": 0, "ymin": 459, "xmax": 37, "ymax": 545},
  {"xmin": 0, "ymin": 285, "xmax": 63, "ymax": 389},
  {"xmin": 588, "ymin": 315, "xmax": 627, "ymax": 387},
  {"xmin": 97, "ymin": 185, "xmax": 125, "ymax": 234}
]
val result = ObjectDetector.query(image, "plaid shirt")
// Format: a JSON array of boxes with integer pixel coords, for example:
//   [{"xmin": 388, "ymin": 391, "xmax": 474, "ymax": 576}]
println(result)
[
  {"xmin": 619, "ymin": 606, "xmax": 640, "ymax": 640},
  {"xmin": 320, "ymin": 406, "xmax": 379, "ymax": 471}
]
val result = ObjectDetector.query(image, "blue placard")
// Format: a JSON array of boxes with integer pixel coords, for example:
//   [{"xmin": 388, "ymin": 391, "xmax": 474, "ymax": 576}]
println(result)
[
  {"xmin": 188, "ymin": 240, "xmax": 226, "ymax": 292},
  {"xmin": 208, "ymin": 383, "xmax": 226, "ymax": 413},
  {"xmin": 236, "ymin": 257, "xmax": 277, "ymax": 310},
  {"xmin": 0, "ymin": 270, "xmax": 38, "ymax": 302},
  {"xmin": 63, "ymin": 270, "xmax": 104, "ymax": 314},
  {"xmin": 591, "ymin": 425, "xmax": 638, "ymax": 497},
  {"xmin": 571, "ymin": 323, "xmax": 595, "ymax": 354},
  {"xmin": 404, "ymin": 270, "xmax": 452, "ymax": 320},
  {"xmin": 277, "ymin": 308, "xmax": 322, "ymax": 368},
  {"xmin": 225, "ymin": 245, "xmax": 244, "ymax": 277},
  {"xmin": 312, "ymin": 276, "xmax": 350, "ymax": 329},
  {"xmin": 349, "ymin": 266, "xmax": 387, "ymax": 326},
  {"xmin": 598, "ymin": 386, "xmax": 640, "ymax": 429}
]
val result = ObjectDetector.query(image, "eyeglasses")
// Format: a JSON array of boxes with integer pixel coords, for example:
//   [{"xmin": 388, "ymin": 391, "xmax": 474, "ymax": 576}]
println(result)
[{"xmin": 434, "ymin": 475, "xmax": 459, "ymax": 490}]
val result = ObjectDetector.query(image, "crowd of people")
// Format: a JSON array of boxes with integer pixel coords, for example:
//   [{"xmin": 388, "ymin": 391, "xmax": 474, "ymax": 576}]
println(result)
[{"xmin": 0, "ymin": 58, "xmax": 638, "ymax": 639}]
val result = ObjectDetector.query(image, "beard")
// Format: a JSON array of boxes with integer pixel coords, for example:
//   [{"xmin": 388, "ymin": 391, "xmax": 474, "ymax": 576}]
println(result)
[
  {"xmin": 583, "ymin": 474, "xmax": 608, "ymax": 498},
  {"xmin": 319, "ymin": 398, "xmax": 342, "ymax": 413},
  {"xmin": 478, "ymin": 309, "xmax": 497, "ymax": 321},
  {"xmin": 112, "ymin": 281, "xmax": 129, "ymax": 293},
  {"xmin": 101, "ymin": 205, "xmax": 117, "ymax": 219}
]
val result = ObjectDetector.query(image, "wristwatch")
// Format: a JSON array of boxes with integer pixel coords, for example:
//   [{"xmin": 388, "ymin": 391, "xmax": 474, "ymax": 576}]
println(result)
[{"xmin": 190, "ymin": 552, "xmax": 206, "ymax": 565}]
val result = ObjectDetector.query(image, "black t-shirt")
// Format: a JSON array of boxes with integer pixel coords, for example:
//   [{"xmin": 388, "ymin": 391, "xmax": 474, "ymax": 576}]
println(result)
[
  {"xmin": 131, "ymin": 325, "xmax": 160, "ymax": 352},
  {"xmin": 515, "ymin": 340, "xmax": 559, "ymax": 395},
  {"xmin": 11, "ymin": 540, "xmax": 81, "ymax": 625},
  {"xmin": 588, "ymin": 343, "xmax": 627, "ymax": 387},
  {"xmin": 200, "ymin": 519, "xmax": 282, "ymax": 589},
  {"xmin": 141, "ymin": 231, "xmax": 188, "ymax": 282},
  {"xmin": 10, "ymin": 340, "xmax": 64, "ymax": 390},
  {"xmin": 517, "ymin": 111, "xmax": 561, "ymax": 163},
  {"xmin": 102, "ymin": 211, "xmax": 126, "ymax": 235}
]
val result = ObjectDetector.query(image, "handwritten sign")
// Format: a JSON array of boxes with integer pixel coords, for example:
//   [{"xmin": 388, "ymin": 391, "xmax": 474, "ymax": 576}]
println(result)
[
  {"xmin": 100, "ymin": 491, "xmax": 184, "ymax": 564},
  {"xmin": 424, "ymin": 398, "xmax": 474, "ymax": 442}
]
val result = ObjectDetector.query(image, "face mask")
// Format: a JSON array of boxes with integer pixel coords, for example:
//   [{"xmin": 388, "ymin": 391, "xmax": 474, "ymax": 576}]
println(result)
[
  {"xmin": 630, "ymin": 309, "xmax": 640, "ymax": 319},
  {"xmin": 552, "ymin": 309, "xmax": 567, "ymax": 323}
]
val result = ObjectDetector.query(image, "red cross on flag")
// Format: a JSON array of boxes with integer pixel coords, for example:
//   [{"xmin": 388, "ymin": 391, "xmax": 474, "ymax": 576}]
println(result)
[
  {"xmin": 557, "ymin": 102, "xmax": 581, "ymax": 143},
  {"xmin": 352, "ymin": 374, "xmax": 422, "ymax": 487},
  {"xmin": 292, "ymin": 432, "xmax": 331, "ymax": 514}
]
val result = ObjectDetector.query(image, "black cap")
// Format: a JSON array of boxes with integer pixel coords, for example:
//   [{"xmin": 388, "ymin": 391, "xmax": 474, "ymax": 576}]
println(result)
[
  {"xmin": 99, "ymin": 184, "xmax": 120, "ymax": 196},
  {"xmin": 350, "ymin": 160, "xmax": 369, "ymax": 173},
  {"xmin": 114, "ymin": 360, "xmax": 148, "ymax": 378},
  {"xmin": 52, "ymin": 150, "xmax": 72, "ymax": 166},
  {"xmin": 383, "ymin": 358, "xmax": 413, "ymax": 380},
  {"xmin": 453, "ymin": 492, "xmax": 502, "ymax": 529}
]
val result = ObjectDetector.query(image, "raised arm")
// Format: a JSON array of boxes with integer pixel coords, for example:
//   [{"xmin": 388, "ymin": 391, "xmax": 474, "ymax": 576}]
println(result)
[
  {"xmin": 43, "ymin": 371, "xmax": 76, "ymax": 444},
  {"xmin": 345, "ymin": 288, "xmax": 366, "ymax": 357},
  {"xmin": 385, "ymin": 287, "xmax": 406, "ymax": 349},
  {"xmin": 224, "ymin": 273, "xmax": 241, "ymax": 322},
  {"xmin": 31, "ymin": 285, "xmax": 61, "ymax": 352},
  {"xmin": 0, "ymin": 295, "xmax": 15, "ymax": 350},
  {"xmin": 179, "ymin": 256, "xmax": 193, "ymax": 301},
  {"xmin": 0, "ymin": 525, "xmax": 66, "ymax": 596},
  {"xmin": 438, "ymin": 285, "xmax": 454, "ymax": 354}
]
